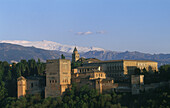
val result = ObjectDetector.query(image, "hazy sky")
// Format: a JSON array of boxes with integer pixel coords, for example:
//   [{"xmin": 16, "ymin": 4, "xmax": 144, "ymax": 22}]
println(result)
[{"xmin": 0, "ymin": 0, "xmax": 170, "ymax": 54}]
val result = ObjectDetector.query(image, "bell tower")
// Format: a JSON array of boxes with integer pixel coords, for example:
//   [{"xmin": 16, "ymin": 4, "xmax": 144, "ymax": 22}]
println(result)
[{"xmin": 72, "ymin": 47, "xmax": 80, "ymax": 62}]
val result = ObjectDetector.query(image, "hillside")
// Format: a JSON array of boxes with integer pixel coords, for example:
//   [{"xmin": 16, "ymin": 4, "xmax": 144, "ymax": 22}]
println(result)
[
  {"xmin": 0, "ymin": 43, "xmax": 70, "ymax": 63},
  {"xmin": 0, "ymin": 40, "xmax": 105, "ymax": 53},
  {"xmin": 81, "ymin": 51, "xmax": 170, "ymax": 65},
  {"xmin": 0, "ymin": 43, "xmax": 170, "ymax": 66}
]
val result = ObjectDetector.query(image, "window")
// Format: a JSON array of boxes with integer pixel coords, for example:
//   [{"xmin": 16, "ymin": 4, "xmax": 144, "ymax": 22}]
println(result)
[{"xmin": 31, "ymin": 83, "xmax": 33, "ymax": 88}]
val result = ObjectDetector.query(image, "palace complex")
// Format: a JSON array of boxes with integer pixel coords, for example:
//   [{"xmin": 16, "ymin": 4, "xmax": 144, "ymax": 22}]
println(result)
[{"xmin": 17, "ymin": 47, "xmax": 158, "ymax": 98}]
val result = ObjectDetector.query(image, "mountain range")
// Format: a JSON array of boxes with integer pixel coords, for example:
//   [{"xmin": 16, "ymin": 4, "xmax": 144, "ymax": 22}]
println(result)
[
  {"xmin": 0, "ymin": 43, "xmax": 70, "ymax": 63},
  {"xmin": 0, "ymin": 40, "xmax": 105, "ymax": 53},
  {"xmin": 0, "ymin": 40, "xmax": 170, "ymax": 66}
]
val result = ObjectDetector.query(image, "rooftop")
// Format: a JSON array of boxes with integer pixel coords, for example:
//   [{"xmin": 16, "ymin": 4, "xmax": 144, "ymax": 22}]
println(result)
[
  {"xmin": 77, "ymin": 66, "xmax": 100, "ymax": 69},
  {"xmin": 86, "ymin": 59, "xmax": 157, "ymax": 64}
]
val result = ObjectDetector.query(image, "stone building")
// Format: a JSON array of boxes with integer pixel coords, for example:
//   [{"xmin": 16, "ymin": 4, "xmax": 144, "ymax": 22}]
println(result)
[
  {"xmin": 17, "ymin": 76, "xmax": 45, "ymax": 99},
  {"xmin": 17, "ymin": 48, "xmax": 159, "ymax": 98},
  {"xmin": 72, "ymin": 66, "xmax": 118, "ymax": 94},
  {"xmin": 72, "ymin": 47, "xmax": 80, "ymax": 62},
  {"xmin": 45, "ymin": 59, "xmax": 71, "ymax": 98},
  {"xmin": 83, "ymin": 60, "xmax": 158, "ymax": 81},
  {"xmin": 72, "ymin": 66, "xmax": 103, "ymax": 74},
  {"xmin": 17, "ymin": 76, "xmax": 27, "ymax": 98}
]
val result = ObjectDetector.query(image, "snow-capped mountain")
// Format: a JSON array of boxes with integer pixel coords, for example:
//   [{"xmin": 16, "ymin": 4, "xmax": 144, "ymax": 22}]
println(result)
[{"xmin": 0, "ymin": 40, "xmax": 105, "ymax": 53}]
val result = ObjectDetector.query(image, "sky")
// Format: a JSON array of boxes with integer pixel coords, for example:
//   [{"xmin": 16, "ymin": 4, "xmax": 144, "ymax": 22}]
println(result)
[{"xmin": 0, "ymin": 0, "xmax": 170, "ymax": 54}]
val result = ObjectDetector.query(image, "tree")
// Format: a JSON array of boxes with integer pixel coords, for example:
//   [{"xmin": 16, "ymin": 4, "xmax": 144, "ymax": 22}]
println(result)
[
  {"xmin": 134, "ymin": 68, "xmax": 141, "ymax": 75},
  {"xmin": 20, "ymin": 59, "xmax": 27, "ymax": 65},
  {"xmin": 61, "ymin": 54, "xmax": 65, "ymax": 59},
  {"xmin": 5, "ymin": 70, "xmax": 12, "ymax": 81},
  {"xmin": 28, "ymin": 59, "xmax": 37, "ymax": 75},
  {"xmin": 0, "ymin": 69, "xmax": 4, "ymax": 81},
  {"xmin": 142, "ymin": 68, "xmax": 147, "ymax": 74},
  {"xmin": 25, "ymin": 65, "xmax": 30, "ymax": 76},
  {"xmin": 38, "ymin": 58, "xmax": 41, "ymax": 64},
  {"xmin": 159, "ymin": 65, "xmax": 170, "ymax": 81},
  {"xmin": 111, "ymin": 92, "xmax": 122, "ymax": 104},
  {"xmin": 0, "ymin": 81, "xmax": 8, "ymax": 103},
  {"xmin": 16, "ymin": 66, "xmax": 21, "ymax": 78},
  {"xmin": 71, "ymin": 62, "xmax": 81, "ymax": 69},
  {"xmin": 11, "ymin": 63, "xmax": 17, "ymax": 78}
]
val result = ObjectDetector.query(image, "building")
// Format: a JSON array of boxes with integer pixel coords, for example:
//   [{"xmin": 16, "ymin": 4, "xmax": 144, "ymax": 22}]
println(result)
[
  {"xmin": 72, "ymin": 66, "xmax": 103, "ymax": 74},
  {"xmin": 72, "ymin": 47, "xmax": 80, "ymax": 62},
  {"xmin": 77, "ymin": 57, "xmax": 101, "ymax": 64},
  {"xmin": 72, "ymin": 66, "xmax": 118, "ymax": 94},
  {"xmin": 17, "ymin": 76, "xmax": 27, "ymax": 98},
  {"xmin": 17, "ymin": 76, "xmax": 45, "ymax": 99},
  {"xmin": 71, "ymin": 48, "xmax": 158, "ymax": 94},
  {"xmin": 45, "ymin": 59, "xmax": 71, "ymax": 98},
  {"xmin": 17, "ymin": 48, "xmax": 160, "ymax": 98},
  {"xmin": 83, "ymin": 60, "xmax": 158, "ymax": 81}
]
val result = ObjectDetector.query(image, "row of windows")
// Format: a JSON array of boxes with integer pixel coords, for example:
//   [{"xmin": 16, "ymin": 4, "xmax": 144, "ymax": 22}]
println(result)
[
  {"xmin": 137, "ymin": 63, "xmax": 147, "ymax": 66},
  {"xmin": 109, "ymin": 63, "xmax": 122, "ymax": 66},
  {"xmin": 50, "ymin": 79, "xmax": 69, "ymax": 83},
  {"xmin": 107, "ymin": 66, "xmax": 122, "ymax": 71},
  {"xmin": 108, "ymin": 73, "xmax": 123, "ymax": 77},
  {"xmin": 62, "ymin": 79, "xmax": 69, "ymax": 83},
  {"xmin": 95, "ymin": 73, "xmax": 105, "ymax": 77},
  {"xmin": 79, "ymin": 68, "xmax": 94, "ymax": 73},
  {"xmin": 50, "ymin": 80, "xmax": 57, "ymax": 83}
]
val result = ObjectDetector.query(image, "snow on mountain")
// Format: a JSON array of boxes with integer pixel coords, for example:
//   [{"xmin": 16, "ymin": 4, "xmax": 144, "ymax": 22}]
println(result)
[{"xmin": 0, "ymin": 40, "xmax": 105, "ymax": 53}]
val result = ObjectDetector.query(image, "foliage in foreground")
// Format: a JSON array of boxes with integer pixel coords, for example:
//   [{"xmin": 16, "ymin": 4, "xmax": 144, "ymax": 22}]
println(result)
[{"xmin": 1, "ymin": 84, "xmax": 170, "ymax": 108}]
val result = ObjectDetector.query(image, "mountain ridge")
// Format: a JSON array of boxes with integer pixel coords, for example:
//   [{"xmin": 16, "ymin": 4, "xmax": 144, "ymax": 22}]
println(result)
[
  {"xmin": 0, "ymin": 43, "xmax": 71, "ymax": 63},
  {"xmin": 0, "ymin": 40, "xmax": 105, "ymax": 53},
  {"xmin": 0, "ymin": 43, "xmax": 170, "ymax": 66}
]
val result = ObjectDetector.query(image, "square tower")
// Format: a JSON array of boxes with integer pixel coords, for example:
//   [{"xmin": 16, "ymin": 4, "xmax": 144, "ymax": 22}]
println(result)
[
  {"xmin": 45, "ymin": 59, "xmax": 71, "ymax": 98},
  {"xmin": 17, "ymin": 76, "xmax": 27, "ymax": 98},
  {"xmin": 72, "ymin": 47, "xmax": 80, "ymax": 62}
]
